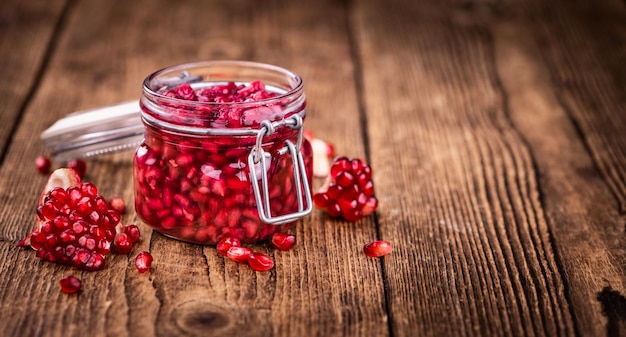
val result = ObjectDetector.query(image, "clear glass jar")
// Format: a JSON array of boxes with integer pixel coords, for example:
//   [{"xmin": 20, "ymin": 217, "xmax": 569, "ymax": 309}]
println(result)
[{"xmin": 134, "ymin": 61, "xmax": 313, "ymax": 244}]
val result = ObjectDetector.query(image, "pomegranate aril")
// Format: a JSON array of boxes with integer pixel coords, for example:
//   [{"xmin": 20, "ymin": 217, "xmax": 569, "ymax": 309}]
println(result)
[
  {"xmin": 80, "ymin": 182, "xmax": 98, "ymax": 198},
  {"xmin": 216, "ymin": 237, "xmax": 240, "ymax": 256},
  {"xmin": 67, "ymin": 159, "xmax": 87, "ymax": 178},
  {"xmin": 271, "ymin": 233, "xmax": 296, "ymax": 251},
  {"xmin": 124, "ymin": 224, "xmax": 141, "ymax": 243},
  {"xmin": 59, "ymin": 275, "xmax": 81, "ymax": 294},
  {"xmin": 135, "ymin": 251, "xmax": 153, "ymax": 273},
  {"xmin": 363, "ymin": 240, "xmax": 392, "ymax": 257},
  {"xmin": 248, "ymin": 251, "xmax": 274, "ymax": 271},
  {"xmin": 109, "ymin": 197, "xmax": 126, "ymax": 214},
  {"xmin": 226, "ymin": 246, "xmax": 252, "ymax": 264},
  {"xmin": 35, "ymin": 156, "xmax": 52, "ymax": 175},
  {"xmin": 114, "ymin": 233, "xmax": 133, "ymax": 254}
]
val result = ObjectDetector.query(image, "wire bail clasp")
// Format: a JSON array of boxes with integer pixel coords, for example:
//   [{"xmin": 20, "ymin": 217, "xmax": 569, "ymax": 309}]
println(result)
[{"xmin": 248, "ymin": 115, "xmax": 312, "ymax": 225}]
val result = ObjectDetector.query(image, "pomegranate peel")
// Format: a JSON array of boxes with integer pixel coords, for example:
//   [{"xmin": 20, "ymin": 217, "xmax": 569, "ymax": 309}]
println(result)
[{"xmin": 304, "ymin": 131, "xmax": 334, "ymax": 178}]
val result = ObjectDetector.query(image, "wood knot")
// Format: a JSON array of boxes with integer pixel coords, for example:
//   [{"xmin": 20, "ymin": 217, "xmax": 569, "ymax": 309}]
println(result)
[{"xmin": 172, "ymin": 300, "xmax": 236, "ymax": 336}]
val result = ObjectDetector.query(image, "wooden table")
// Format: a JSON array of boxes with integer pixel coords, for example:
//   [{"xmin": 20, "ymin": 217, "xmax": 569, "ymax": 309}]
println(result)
[{"xmin": 1, "ymin": 0, "xmax": 625, "ymax": 336}]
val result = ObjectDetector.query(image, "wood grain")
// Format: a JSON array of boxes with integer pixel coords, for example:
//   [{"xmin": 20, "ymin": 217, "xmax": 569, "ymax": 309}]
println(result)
[
  {"xmin": 0, "ymin": 0, "xmax": 624, "ymax": 336},
  {"xmin": 350, "ymin": 0, "xmax": 623, "ymax": 335},
  {"xmin": 0, "ymin": 0, "xmax": 386, "ymax": 336},
  {"xmin": 0, "ymin": 0, "xmax": 67, "ymax": 158}
]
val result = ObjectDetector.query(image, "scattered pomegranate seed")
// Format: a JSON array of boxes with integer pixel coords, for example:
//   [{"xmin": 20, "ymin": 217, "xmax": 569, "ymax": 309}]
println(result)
[
  {"xmin": 18, "ymin": 169, "xmax": 120, "ymax": 271},
  {"xmin": 226, "ymin": 246, "xmax": 252, "ymax": 264},
  {"xmin": 67, "ymin": 159, "xmax": 87, "ymax": 178},
  {"xmin": 59, "ymin": 275, "xmax": 81, "ymax": 294},
  {"xmin": 108, "ymin": 197, "xmax": 126, "ymax": 214},
  {"xmin": 124, "ymin": 224, "xmax": 141, "ymax": 243},
  {"xmin": 271, "ymin": 233, "xmax": 296, "ymax": 251},
  {"xmin": 363, "ymin": 240, "xmax": 392, "ymax": 257},
  {"xmin": 248, "ymin": 251, "xmax": 274, "ymax": 271},
  {"xmin": 135, "ymin": 251, "xmax": 153, "ymax": 273},
  {"xmin": 114, "ymin": 233, "xmax": 133, "ymax": 254},
  {"xmin": 35, "ymin": 156, "xmax": 52, "ymax": 175},
  {"xmin": 313, "ymin": 157, "xmax": 378, "ymax": 221},
  {"xmin": 216, "ymin": 237, "xmax": 240, "ymax": 256}
]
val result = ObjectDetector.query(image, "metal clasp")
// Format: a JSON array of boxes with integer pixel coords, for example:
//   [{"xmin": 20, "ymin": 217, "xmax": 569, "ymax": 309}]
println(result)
[{"xmin": 248, "ymin": 115, "xmax": 312, "ymax": 225}]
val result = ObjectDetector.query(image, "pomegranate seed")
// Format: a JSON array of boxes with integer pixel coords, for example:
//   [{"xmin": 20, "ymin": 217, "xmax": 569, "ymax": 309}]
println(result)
[
  {"xmin": 135, "ymin": 251, "xmax": 153, "ymax": 273},
  {"xmin": 67, "ymin": 159, "xmax": 87, "ymax": 178},
  {"xmin": 59, "ymin": 275, "xmax": 81, "ymax": 294},
  {"xmin": 363, "ymin": 240, "xmax": 392, "ymax": 257},
  {"xmin": 124, "ymin": 224, "xmax": 141, "ymax": 243},
  {"xmin": 313, "ymin": 157, "xmax": 377, "ymax": 222},
  {"xmin": 114, "ymin": 233, "xmax": 133, "ymax": 254},
  {"xmin": 248, "ymin": 251, "xmax": 274, "ymax": 271},
  {"xmin": 35, "ymin": 156, "xmax": 52, "ymax": 175},
  {"xmin": 226, "ymin": 246, "xmax": 252, "ymax": 264},
  {"xmin": 109, "ymin": 197, "xmax": 126, "ymax": 214},
  {"xmin": 271, "ymin": 233, "xmax": 296, "ymax": 251},
  {"xmin": 216, "ymin": 237, "xmax": 240, "ymax": 256}
]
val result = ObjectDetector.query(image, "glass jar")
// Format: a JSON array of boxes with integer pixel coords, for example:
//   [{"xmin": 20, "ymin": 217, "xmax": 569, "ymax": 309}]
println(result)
[{"xmin": 134, "ymin": 61, "xmax": 313, "ymax": 244}]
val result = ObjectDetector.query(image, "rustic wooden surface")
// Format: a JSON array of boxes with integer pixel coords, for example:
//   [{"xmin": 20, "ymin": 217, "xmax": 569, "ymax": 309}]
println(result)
[{"xmin": 0, "ymin": 0, "xmax": 624, "ymax": 336}]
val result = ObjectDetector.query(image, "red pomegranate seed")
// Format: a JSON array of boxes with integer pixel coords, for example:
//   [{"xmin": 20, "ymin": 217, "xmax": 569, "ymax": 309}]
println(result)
[
  {"xmin": 35, "ymin": 156, "xmax": 52, "ymax": 175},
  {"xmin": 135, "ymin": 251, "xmax": 153, "ymax": 273},
  {"xmin": 109, "ymin": 197, "xmax": 126, "ymax": 214},
  {"xmin": 67, "ymin": 159, "xmax": 87, "ymax": 178},
  {"xmin": 59, "ymin": 275, "xmax": 81, "ymax": 294},
  {"xmin": 271, "ymin": 233, "xmax": 296, "ymax": 251},
  {"xmin": 363, "ymin": 240, "xmax": 392, "ymax": 257},
  {"xmin": 216, "ymin": 237, "xmax": 240, "ymax": 256},
  {"xmin": 248, "ymin": 251, "xmax": 274, "ymax": 271},
  {"xmin": 124, "ymin": 224, "xmax": 141, "ymax": 243},
  {"xmin": 114, "ymin": 233, "xmax": 133, "ymax": 254},
  {"xmin": 226, "ymin": 246, "xmax": 252, "ymax": 264}
]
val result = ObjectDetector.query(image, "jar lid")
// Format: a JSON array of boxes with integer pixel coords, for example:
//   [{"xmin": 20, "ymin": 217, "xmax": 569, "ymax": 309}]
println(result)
[
  {"xmin": 41, "ymin": 71, "xmax": 203, "ymax": 161},
  {"xmin": 41, "ymin": 100, "xmax": 144, "ymax": 162}
]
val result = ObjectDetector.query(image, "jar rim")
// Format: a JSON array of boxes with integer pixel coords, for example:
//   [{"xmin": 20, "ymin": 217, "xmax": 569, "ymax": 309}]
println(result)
[{"xmin": 142, "ymin": 60, "xmax": 304, "ymax": 108}]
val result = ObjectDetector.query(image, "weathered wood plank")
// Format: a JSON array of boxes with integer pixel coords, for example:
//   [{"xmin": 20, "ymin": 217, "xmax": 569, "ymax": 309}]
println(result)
[
  {"xmin": 0, "ymin": 0, "xmax": 67, "ymax": 158},
  {"xmin": 0, "ymin": 0, "xmax": 387, "ymax": 336},
  {"xmin": 495, "ymin": 0, "xmax": 626, "ymax": 335},
  {"xmin": 352, "ymin": 0, "xmax": 590, "ymax": 335}
]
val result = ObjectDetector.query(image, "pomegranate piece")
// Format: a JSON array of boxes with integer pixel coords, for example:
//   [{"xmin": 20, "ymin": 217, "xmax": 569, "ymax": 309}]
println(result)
[
  {"xmin": 303, "ymin": 131, "xmax": 334, "ymax": 178},
  {"xmin": 18, "ymin": 169, "xmax": 121, "ymax": 271},
  {"xmin": 216, "ymin": 237, "xmax": 240, "ymax": 256},
  {"xmin": 248, "ymin": 251, "xmax": 274, "ymax": 271},
  {"xmin": 226, "ymin": 246, "xmax": 252, "ymax": 264},
  {"xmin": 271, "ymin": 233, "xmax": 296, "ymax": 251},
  {"xmin": 59, "ymin": 275, "xmax": 81, "ymax": 294},
  {"xmin": 35, "ymin": 156, "xmax": 52, "ymax": 175},
  {"xmin": 109, "ymin": 197, "xmax": 126, "ymax": 214},
  {"xmin": 363, "ymin": 240, "xmax": 392, "ymax": 257},
  {"xmin": 135, "ymin": 251, "xmax": 153, "ymax": 273},
  {"xmin": 114, "ymin": 233, "xmax": 133, "ymax": 254},
  {"xmin": 313, "ymin": 157, "xmax": 378, "ymax": 221},
  {"xmin": 67, "ymin": 159, "xmax": 87, "ymax": 178}
]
